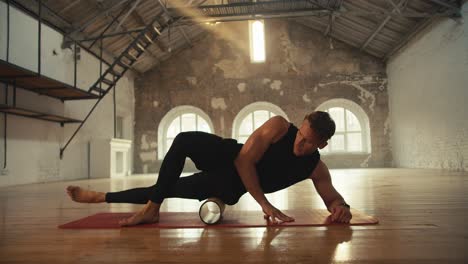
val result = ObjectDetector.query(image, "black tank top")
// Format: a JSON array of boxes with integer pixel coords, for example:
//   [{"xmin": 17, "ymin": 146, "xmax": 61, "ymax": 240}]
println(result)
[{"xmin": 254, "ymin": 123, "xmax": 321, "ymax": 193}]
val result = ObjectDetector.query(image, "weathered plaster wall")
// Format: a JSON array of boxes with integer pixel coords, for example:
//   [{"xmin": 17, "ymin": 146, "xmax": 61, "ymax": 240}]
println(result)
[
  {"xmin": 387, "ymin": 3, "xmax": 468, "ymax": 171},
  {"xmin": 135, "ymin": 19, "xmax": 391, "ymax": 172}
]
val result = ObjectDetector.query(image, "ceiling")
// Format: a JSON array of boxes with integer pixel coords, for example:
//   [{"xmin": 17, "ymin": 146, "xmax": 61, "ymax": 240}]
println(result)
[{"xmin": 7, "ymin": 0, "xmax": 464, "ymax": 74}]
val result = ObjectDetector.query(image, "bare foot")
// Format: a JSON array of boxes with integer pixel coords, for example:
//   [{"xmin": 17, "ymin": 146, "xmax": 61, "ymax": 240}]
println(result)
[
  {"xmin": 119, "ymin": 202, "xmax": 160, "ymax": 227},
  {"xmin": 66, "ymin": 186, "xmax": 105, "ymax": 203}
]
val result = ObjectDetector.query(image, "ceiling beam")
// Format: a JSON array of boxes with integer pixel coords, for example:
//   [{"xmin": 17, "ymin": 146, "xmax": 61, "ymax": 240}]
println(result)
[
  {"xmin": 77, "ymin": 0, "xmax": 157, "ymax": 72},
  {"xmin": 178, "ymin": 27, "xmax": 193, "ymax": 47},
  {"xmin": 7, "ymin": 0, "xmax": 118, "ymax": 67},
  {"xmin": 385, "ymin": 0, "xmax": 401, "ymax": 14},
  {"xmin": 156, "ymin": 0, "xmax": 193, "ymax": 48},
  {"xmin": 65, "ymin": 0, "xmax": 129, "ymax": 38},
  {"xmin": 92, "ymin": 0, "xmax": 161, "ymax": 64},
  {"xmin": 383, "ymin": 16, "xmax": 435, "ymax": 60},
  {"xmin": 323, "ymin": 12, "xmax": 335, "ymax": 36},
  {"xmin": 338, "ymin": 10, "xmax": 456, "ymax": 18},
  {"xmin": 427, "ymin": 0, "xmax": 462, "ymax": 18},
  {"xmin": 384, "ymin": 0, "xmax": 463, "ymax": 60},
  {"xmin": 114, "ymin": 0, "xmax": 142, "ymax": 32},
  {"xmin": 86, "ymin": 1, "xmax": 133, "ymax": 49},
  {"xmin": 322, "ymin": 0, "xmax": 343, "ymax": 37},
  {"xmin": 428, "ymin": 0, "xmax": 460, "ymax": 12},
  {"xmin": 58, "ymin": 0, "xmax": 81, "ymax": 15},
  {"xmin": 170, "ymin": 0, "xmax": 459, "ymax": 25},
  {"xmin": 360, "ymin": 0, "xmax": 407, "ymax": 51},
  {"xmin": 76, "ymin": 27, "xmax": 146, "ymax": 42}
]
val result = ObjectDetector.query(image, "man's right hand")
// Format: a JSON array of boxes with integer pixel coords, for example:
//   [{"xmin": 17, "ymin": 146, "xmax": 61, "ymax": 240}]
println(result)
[{"xmin": 261, "ymin": 202, "xmax": 295, "ymax": 225}]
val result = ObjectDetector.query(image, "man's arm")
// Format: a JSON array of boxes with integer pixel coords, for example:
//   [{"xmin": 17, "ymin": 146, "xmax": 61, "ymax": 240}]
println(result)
[
  {"xmin": 311, "ymin": 160, "xmax": 352, "ymax": 223},
  {"xmin": 234, "ymin": 116, "xmax": 293, "ymax": 224}
]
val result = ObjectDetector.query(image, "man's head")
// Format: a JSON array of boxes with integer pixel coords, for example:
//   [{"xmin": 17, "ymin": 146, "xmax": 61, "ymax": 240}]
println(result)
[{"xmin": 293, "ymin": 111, "xmax": 336, "ymax": 156}]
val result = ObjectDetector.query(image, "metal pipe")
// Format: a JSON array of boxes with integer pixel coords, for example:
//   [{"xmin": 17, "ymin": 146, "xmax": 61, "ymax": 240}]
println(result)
[
  {"xmin": 74, "ymin": 42, "xmax": 77, "ymax": 88},
  {"xmin": 99, "ymin": 39, "xmax": 103, "ymax": 96},
  {"xmin": 4, "ymin": 83, "xmax": 8, "ymax": 105},
  {"xmin": 60, "ymin": 97, "xmax": 103, "ymax": 159},
  {"xmin": 12, "ymin": 80, "xmax": 16, "ymax": 107},
  {"xmin": 6, "ymin": 0, "xmax": 10, "ymax": 62},
  {"xmin": 38, "ymin": 0, "xmax": 42, "ymax": 75},
  {"xmin": 113, "ymin": 76, "xmax": 116, "ymax": 138},
  {"xmin": 82, "ymin": 27, "xmax": 146, "ymax": 43},
  {"xmin": 3, "ymin": 83, "xmax": 7, "ymax": 169}
]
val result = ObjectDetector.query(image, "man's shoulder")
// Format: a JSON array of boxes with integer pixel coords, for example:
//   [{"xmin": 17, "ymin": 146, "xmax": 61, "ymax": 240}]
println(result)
[
  {"xmin": 266, "ymin": 116, "xmax": 291, "ymax": 143},
  {"xmin": 270, "ymin": 116, "xmax": 290, "ymax": 128}
]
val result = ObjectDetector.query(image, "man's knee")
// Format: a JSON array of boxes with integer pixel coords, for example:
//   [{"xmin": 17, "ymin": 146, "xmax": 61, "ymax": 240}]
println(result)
[
  {"xmin": 173, "ymin": 131, "xmax": 190, "ymax": 143},
  {"xmin": 171, "ymin": 132, "xmax": 193, "ymax": 151}
]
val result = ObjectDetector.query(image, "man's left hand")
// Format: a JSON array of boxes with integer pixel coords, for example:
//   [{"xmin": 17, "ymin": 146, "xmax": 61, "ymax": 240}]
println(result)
[{"xmin": 330, "ymin": 205, "xmax": 352, "ymax": 223}]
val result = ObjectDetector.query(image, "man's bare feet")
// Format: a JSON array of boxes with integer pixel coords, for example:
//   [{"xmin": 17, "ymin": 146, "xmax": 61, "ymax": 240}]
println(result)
[
  {"xmin": 119, "ymin": 201, "xmax": 160, "ymax": 227},
  {"xmin": 66, "ymin": 186, "xmax": 106, "ymax": 203}
]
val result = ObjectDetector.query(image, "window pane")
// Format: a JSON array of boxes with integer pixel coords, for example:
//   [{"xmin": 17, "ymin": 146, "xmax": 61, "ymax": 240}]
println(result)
[
  {"xmin": 346, "ymin": 110, "xmax": 361, "ymax": 132},
  {"xmin": 331, "ymin": 134, "xmax": 345, "ymax": 151},
  {"xmin": 239, "ymin": 114, "xmax": 253, "ymax": 136},
  {"xmin": 238, "ymin": 136, "xmax": 249, "ymax": 144},
  {"xmin": 347, "ymin": 133, "xmax": 362, "ymax": 152},
  {"xmin": 167, "ymin": 117, "xmax": 180, "ymax": 138},
  {"xmin": 329, "ymin": 107, "xmax": 345, "ymax": 132},
  {"xmin": 197, "ymin": 117, "xmax": 211, "ymax": 133},
  {"xmin": 253, "ymin": 110, "xmax": 269, "ymax": 130},
  {"xmin": 181, "ymin": 113, "xmax": 196, "ymax": 131}
]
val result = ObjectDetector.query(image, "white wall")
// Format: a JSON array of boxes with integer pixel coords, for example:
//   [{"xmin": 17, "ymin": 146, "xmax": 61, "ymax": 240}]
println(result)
[
  {"xmin": 0, "ymin": 2, "xmax": 104, "ymax": 91},
  {"xmin": 387, "ymin": 3, "xmax": 468, "ymax": 171},
  {"xmin": 0, "ymin": 77, "xmax": 134, "ymax": 186},
  {"xmin": 0, "ymin": 3, "xmax": 135, "ymax": 186},
  {"xmin": 60, "ymin": 76, "xmax": 135, "ymax": 182}
]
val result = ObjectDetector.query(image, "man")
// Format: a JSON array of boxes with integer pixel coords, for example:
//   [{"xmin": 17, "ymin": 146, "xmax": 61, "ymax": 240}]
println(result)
[{"xmin": 67, "ymin": 111, "xmax": 352, "ymax": 226}]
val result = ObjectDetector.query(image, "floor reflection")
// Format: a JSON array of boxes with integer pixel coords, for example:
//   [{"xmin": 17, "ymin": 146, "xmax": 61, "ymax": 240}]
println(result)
[{"xmin": 97, "ymin": 225, "xmax": 355, "ymax": 262}]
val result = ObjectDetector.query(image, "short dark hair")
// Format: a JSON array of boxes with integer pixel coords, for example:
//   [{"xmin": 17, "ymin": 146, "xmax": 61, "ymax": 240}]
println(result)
[{"xmin": 304, "ymin": 111, "xmax": 336, "ymax": 141}]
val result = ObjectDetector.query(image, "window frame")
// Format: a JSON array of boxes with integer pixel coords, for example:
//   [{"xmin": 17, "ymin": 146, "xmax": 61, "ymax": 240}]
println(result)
[
  {"xmin": 232, "ymin": 102, "xmax": 289, "ymax": 142},
  {"xmin": 157, "ymin": 106, "xmax": 214, "ymax": 160},
  {"xmin": 316, "ymin": 99, "xmax": 371, "ymax": 155}
]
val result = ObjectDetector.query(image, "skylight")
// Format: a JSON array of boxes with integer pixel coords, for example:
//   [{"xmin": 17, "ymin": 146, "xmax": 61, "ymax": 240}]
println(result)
[{"xmin": 249, "ymin": 20, "xmax": 265, "ymax": 63}]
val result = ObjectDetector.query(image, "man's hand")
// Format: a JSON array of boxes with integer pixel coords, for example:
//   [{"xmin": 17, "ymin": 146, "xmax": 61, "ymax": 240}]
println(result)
[
  {"xmin": 311, "ymin": 161, "xmax": 352, "ymax": 224},
  {"xmin": 262, "ymin": 202, "xmax": 295, "ymax": 225},
  {"xmin": 330, "ymin": 204, "xmax": 352, "ymax": 223}
]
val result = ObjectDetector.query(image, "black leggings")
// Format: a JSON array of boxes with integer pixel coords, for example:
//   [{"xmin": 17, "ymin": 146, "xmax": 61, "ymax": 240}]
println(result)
[{"xmin": 105, "ymin": 132, "xmax": 246, "ymax": 205}]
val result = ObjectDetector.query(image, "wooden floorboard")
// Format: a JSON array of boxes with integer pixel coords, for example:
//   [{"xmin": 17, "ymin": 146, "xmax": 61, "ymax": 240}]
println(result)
[{"xmin": 0, "ymin": 168, "xmax": 467, "ymax": 263}]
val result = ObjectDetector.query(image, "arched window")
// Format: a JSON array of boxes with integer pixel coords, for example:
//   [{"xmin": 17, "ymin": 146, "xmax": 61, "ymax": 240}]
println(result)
[
  {"xmin": 316, "ymin": 99, "xmax": 371, "ymax": 154},
  {"xmin": 158, "ymin": 106, "xmax": 214, "ymax": 159},
  {"xmin": 232, "ymin": 102, "xmax": 289, "ymax": 143}
]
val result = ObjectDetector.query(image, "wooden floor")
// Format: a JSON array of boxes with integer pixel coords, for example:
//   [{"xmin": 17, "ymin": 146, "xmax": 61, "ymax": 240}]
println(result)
[{"xmin": 0, "ymin": 168, "xmax": 467, "ymax": 263}]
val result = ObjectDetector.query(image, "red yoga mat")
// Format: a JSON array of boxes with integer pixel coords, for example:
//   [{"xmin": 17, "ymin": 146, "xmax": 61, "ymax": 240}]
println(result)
[{"xmin": 59, "ymin": 208, "xmax": 378, "ymax": 229}]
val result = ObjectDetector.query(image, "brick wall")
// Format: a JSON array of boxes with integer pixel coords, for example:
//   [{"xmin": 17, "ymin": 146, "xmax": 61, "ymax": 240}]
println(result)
[{"xmin": 134, "ymin": 19, "xmax": 391, "ymax": 173}]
